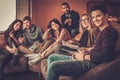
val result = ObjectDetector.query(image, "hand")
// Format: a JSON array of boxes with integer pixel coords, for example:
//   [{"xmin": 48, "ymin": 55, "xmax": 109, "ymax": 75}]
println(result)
[
  {"xmin": 77, "ymin": 47, "xmax": 85, "ymax": 53},
  {"xmin": 9, "ymin": 48, "xmax": 17, "ymax": 54},
  {"xmin": 78, "ymin": 47, "xmax": 92, "ymax": 54},
  {"xmin": 18, "ymin": 37, "xmax": 24, "ymax": 44},
  {"xmin": 39, "ymin": 49, "xmax": 44, "ymax": 54},
  {"xmin": 64, "ymin": 19, "xmax": 69, "ymax": 24},
  {"xmin": 68, "ymin": 19, "xmax": 72, "ymax": 26},
  {"xmin": 9, "ymin": 32, "xmax": 14, "ymax": 38},
  {"xmin": 46, "ymin": 28, "xmax": 52, "ymax": 34},
  {"xmin": 37, "ymin": 42, "xmax": 43, "ymax": 49},
  {"xmin": 40, "ymin": 51, "xmax": 46, "ymax": 59},
  {"xmin": 67, "ymin": 40, "xmax": 74, "ymax": 44},
  {"xmin": 108, "ymin": 16, "xmax": 118, "ymax": 21},
  {"xmin": 72, "ymin": 52, "xmax": 84, "ymax": 61},
  {"xmin": 62, "ymin": 40, "xmax": 67, "ymax": 46}
]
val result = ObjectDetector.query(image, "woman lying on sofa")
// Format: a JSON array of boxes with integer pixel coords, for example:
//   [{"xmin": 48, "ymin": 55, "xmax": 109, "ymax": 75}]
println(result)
[{"xmin": 0, "ymin": 19, "xmax": 23, "ymax": 80}]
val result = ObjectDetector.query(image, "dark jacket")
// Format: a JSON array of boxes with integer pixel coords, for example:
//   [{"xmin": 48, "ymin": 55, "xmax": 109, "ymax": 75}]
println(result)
[
  {"xmin": 89, "ymin": 26, "xmax": 118, "ymax": 64},
  {"xmin": 61, "ymin": 10, "xmax": 80, "ymax": 30}
]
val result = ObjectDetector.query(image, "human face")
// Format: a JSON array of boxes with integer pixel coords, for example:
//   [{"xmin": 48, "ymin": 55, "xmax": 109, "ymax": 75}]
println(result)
[
  {"xmin": 61, "ymin": 5, "xmax": 70, "ymax": 14},
  {"xmin": 23, "ymin": 20, "xmax": 31, "ymax": 29},
  {"xmin": 81, "ymin": 15, "xmax": 90, "ymax": 28},
  {"xmin": 51, "ymin": 22, "xmax": 59, "ymax": 30},
  {"xmin": 91, "ymin": 10, "xmax": 107, "ymax": 27},
  {"xmin": 13, "ymin": 21, "xmax": 21, "ymax": 31}
]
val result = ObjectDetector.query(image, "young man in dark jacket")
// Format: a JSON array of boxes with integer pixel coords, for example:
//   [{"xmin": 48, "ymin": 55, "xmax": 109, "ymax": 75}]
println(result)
[{"xmin": 61, "ymin": 2, "xmax": 80, "ymax": 38}]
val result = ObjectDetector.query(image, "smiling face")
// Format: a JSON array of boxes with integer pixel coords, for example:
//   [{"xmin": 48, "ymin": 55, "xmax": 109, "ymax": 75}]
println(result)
[
  {"xmin": 91, "ymin": 10, "xmax": 108, "ymax": 28},
  {"xmin": 51, "ymin": 22, "xmax": 59, "ymax": 31},
  {"xmin": 23, "ymin": 20, "xmax": 31, "ymax": 29},
  {"xmin": 13, "ymin": 21, "xmax": 22, "ymax": 31},
  {"xmin": 61, "ymin": 5, "xmax": 70, "ymax": 14},
  {"xmin": 81, "ymin": 15, "xmax": 90, "ymax": 29}
]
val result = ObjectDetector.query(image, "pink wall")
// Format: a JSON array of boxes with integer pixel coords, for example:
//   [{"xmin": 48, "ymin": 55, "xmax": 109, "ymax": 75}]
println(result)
[{"xmin": 32, "ymin": 0, "xmax": 89, "ymax": 30}]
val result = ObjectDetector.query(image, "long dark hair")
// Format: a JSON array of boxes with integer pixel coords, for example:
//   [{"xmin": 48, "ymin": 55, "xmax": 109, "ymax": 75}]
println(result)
[
  {"xmin": 6, "ymin": 19, "xmax": 23, "ymax": 33},
  {"xmin": 47, "ymin": 19, "xmax": 62, "ymax": 37},
  {"xmin": 4, "ymin": 19, "xmax": 23, "ymax": 40}
]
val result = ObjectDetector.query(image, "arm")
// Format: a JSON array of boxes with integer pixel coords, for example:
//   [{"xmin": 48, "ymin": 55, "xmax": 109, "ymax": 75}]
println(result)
[
  {"xmin": 10, "ymin": 35, "xmax": 20, "ymax": 45},
  {"xmin": 4, "ymin": 31, "xmax": 18, "ymax": 53},
  {"xmin": 9, "ymin": 31, "xmax": 21, "ymax": 45},
  {"xmin": 42, "ymin": 28, "xmax": 52, "ymax": 40},
  {"xmin": 5, "ymin": 44, "xmax": 17, "ymax": 54},
  {"xmin": 53, "ymin": 28, "xmax": 67, "ymax": 45},
  {"xmin": 40, "ymin": 28, "xmax": 67, "ymax": 58},
  {"xmin": 40, "ymin": 42, "xmax": 59, "ymax": 59},
  {"xmin": 89, "ymin": 27, "xmax": 118, "ymax": 64}
]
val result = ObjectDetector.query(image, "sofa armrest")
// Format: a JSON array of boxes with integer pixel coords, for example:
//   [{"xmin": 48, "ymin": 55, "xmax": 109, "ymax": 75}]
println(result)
[
  {"xmin": 4, "ymin": 56, "xmax": 28, "ymax": 74},
  {"xmin": 75, "ymin": 55, "xmax": 120, "ymax": 80}
]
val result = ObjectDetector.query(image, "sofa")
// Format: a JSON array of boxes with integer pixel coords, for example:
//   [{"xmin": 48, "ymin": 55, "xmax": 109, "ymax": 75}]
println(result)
[
  {"xmin": 40, "ymin": 21, "xmax": 120, "ymax": 80},
  {"xmin": 0, "ymin": 35, "xmax": 41, "ymax": 80},
  {"xmin": 0, "ymin": 21, "xmax": 119, "ymax": 80}
]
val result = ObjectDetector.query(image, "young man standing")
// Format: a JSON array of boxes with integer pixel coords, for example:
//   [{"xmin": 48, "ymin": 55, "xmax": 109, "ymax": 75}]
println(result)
[
  {"xmin": 61, "ymin": 2, "xmax": 80, "ymax": 38},
  {"xmin": 45, "ymin": 4, "xmax": 118, "ymax": 80}
]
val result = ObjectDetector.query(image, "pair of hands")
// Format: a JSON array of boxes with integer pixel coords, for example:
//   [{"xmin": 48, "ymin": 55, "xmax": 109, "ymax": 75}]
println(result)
[
  {"xmin": 72, "ymin": 47, "xmax": 92, "ymax": 61},
  {"xmin": 64, "ymin": 19, "xmax": 72, "ymax": 26},
  {"xmin": 72, "ymin": 49, "xmax": 84, "ymax": 61}
]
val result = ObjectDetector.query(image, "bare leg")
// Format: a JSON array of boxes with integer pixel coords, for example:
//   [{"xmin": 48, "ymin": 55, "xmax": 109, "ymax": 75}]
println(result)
[
  {"xmin": 18, "ymin": 45, "xmax": 33, "ymax": 54},
  {"xmin": 40, "ymin": 39, "xmax": 54, "ymax": 53}
]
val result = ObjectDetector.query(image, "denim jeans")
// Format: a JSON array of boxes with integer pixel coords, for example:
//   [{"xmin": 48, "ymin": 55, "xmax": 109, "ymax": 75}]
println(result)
[{"xmin": 46, "ymin": 54, "xmax": 96, "ymax": 80}]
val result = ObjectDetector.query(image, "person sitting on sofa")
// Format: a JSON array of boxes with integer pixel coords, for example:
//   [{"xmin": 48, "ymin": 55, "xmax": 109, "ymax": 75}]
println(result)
[
  {"xmin": 18, "ymin": 16, "xmax": 44, "ymax": 54},
  {"xmin": 57, "ymin": 14, "xmax": 100, "ymax": 55},
  {"xmin": 45, "ymin": 4, "xmax": 118, "ymax": 80},
  {"xmin": 25, "ymin": 19, "xmax": 71, "ymax": 65},
  {"xmin": 0, "ymin": 19, "xmax": 23, "ymax": 80}
]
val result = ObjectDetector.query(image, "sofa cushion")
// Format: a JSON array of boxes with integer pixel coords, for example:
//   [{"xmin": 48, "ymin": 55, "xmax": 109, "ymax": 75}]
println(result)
[
  {"xmin": 4, "ymin": 56, "xmax": 28, "ymax": 74},
  {"xmin": 29, "ymin": 61, "xmax": 41, "ymax": 72}
]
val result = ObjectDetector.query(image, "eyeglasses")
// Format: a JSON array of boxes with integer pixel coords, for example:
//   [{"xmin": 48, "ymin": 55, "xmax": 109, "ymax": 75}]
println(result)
[{"xmin": 81, "ymin": 18, "xmax": 89, "ymax": 21}]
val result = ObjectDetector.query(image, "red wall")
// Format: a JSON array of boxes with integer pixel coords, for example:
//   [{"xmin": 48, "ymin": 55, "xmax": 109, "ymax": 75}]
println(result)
[{"xmin": 32, "ymin": 0, "xmax": 89, "ymax": 30}]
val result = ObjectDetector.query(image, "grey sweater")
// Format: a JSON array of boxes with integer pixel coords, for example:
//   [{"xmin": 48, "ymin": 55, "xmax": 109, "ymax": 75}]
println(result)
[{"xmin": 23, "ymin": 24, "xmax": 44, "ymax": 46}]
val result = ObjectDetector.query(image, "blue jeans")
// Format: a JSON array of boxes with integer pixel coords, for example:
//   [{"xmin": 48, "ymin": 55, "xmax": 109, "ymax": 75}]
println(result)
[{"xmin": 46, "ymin": 54, "xmax": 96, "ymax": 80}]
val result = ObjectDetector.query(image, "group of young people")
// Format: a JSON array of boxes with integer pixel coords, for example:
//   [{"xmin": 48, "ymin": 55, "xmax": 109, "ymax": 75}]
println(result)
[{"xmin": 0, "ymin": 2, "xmax": 119, "ymax": 80}]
